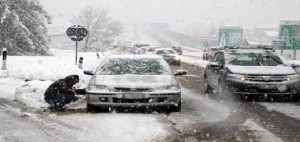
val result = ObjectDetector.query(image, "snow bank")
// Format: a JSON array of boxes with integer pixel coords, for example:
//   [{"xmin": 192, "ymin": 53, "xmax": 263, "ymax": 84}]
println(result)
[
  {"xmin": 0, "ymin": 56, "xmax": 100, "ymax": 81},
  {"xmin": 0, "ymin": 49, "xmax": 111, "ymax": 108},
  {"xmin": 180, "ymin": 56, "xmax": 209, "ymax": 68},
  {"xmin": 14, "ymin": 80, "xmax": 52, "ymax": 108},
  {"xmin": 243, "ymin": 119, "xmax": 283, "ymax": 142},
  {"xmin": 259, "ymin": 103, "xmax": 300, "ymax": 120}
]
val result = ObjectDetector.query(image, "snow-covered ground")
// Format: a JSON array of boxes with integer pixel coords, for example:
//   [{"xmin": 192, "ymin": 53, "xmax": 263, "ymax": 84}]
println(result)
[
  {"xmin": 0, "ymin": 48, "xmax": 227, "ymax": 142},
  {"xmin": 1, "ymin": 27, "xmax": 299, "ymax": 142},
  {"xmin": 243, "ymin": 119, "xmax": 283, "ymax": 142}
]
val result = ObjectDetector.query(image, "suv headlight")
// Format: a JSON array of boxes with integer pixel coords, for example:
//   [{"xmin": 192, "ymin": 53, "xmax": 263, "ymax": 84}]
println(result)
[
  {"xmin": 87, "ymin": 85, "xmax": 109, "ymax": 91},
  {"xmin": 227, "ymin": 74, "xmax": 246, "ymax": 81},
  {"xmin": 287, "ymin": 74, "xmax": 300, "ymax": 81},
  {"xmin": 173, "ymin": 55, "xmax": 180, "ymax": 60}
]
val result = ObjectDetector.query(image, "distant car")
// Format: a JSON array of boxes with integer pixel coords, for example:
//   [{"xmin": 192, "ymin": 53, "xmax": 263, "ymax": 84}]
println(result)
[
  {"xmin": 133, "ymin": 44, "xmax": 150, "ymax": 54},
  {"xmin": 153, "ymin": 48, "xmax": 181, "ymax": 66},
  {"xmin": 84, "ymin": 55, "xmax": 186, "ymax": 111},
  {"xmin": 203, "ymin": 47, "xmax": 219, "ymax": 60},
  {"xmin": 172, "ymin": 46, "xmax": 182, "ymax": 55},
  {"xmin": 144, "ymin": 46, "xmax": 161, "ymax": 54},
  {"xmin": 204, "ymin": 46, "xmax": 300, "ymax": 101}
]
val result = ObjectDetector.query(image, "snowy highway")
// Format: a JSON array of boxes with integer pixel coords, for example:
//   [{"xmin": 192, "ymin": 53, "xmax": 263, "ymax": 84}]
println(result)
[{"xmin": 0, "ymin": 50, "xmax": 300, "ymax": 141}]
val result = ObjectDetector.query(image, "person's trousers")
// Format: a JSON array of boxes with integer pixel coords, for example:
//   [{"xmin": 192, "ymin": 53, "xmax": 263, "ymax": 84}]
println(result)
[{"xmin": 47, "ymin": 93, "xmax": 77, "ymax": 108}]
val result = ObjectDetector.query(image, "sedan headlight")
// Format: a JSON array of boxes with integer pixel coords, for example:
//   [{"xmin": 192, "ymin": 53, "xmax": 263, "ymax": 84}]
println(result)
[
  {"xmin": 158, "ymin": 84, "xmax": 180, "ymax": 91},
  {"xmin": 87, "ymin": 85, "xmax": 109, "ymax": 91},
  {"xmin": 227, "ymin": 74, "xmax": 246, "ymax": 81},
  {"xmin": 287, "ymin": 74, "xmax": 300, "ymax": 81}
]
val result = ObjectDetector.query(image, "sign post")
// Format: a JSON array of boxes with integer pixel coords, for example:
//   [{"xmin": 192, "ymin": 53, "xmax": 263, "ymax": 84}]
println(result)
[
  {"xmin": 66, "ymin": 25, "xmax": 88, "ymax": 65},
  {"xmin": 1, "ymin": 48, "xmax": 7, "ymax": 70}
]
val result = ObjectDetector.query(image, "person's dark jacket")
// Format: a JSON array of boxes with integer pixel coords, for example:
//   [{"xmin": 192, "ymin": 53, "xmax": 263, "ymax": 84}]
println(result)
[{"xmin": 44, "ymin": 75, "xmax": 79, "ymax": 102}]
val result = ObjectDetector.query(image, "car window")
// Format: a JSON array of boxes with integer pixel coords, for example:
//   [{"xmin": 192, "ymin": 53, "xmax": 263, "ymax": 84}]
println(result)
[
  {"xmin": 97, "ymin": 58, "xmax": 169, "ymax": 75},
  {"xmin": 212, "ymin": 52, "xmax": 220, "ymax": 62},
  {"xmin": 215, "ymin": 52, "xmax": 224, "ymax": 63},
  {"xmin": 147, "ymin": 48, "xmax": 156, "ymax": 52}
]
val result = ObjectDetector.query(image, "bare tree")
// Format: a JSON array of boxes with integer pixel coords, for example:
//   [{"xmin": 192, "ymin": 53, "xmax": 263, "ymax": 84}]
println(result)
[{"xmin": 72, "ymin": 7, "xmax": 122, "ymax": 51}]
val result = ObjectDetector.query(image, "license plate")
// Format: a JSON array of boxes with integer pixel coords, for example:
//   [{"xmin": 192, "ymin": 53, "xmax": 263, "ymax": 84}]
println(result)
[
  {"xmin": 117, "ymin": 93, "xmax": 148, "ymax": 99},
  {"xmin": 259, "ymin": 84, "xmax": 276, "ymax": 89}
]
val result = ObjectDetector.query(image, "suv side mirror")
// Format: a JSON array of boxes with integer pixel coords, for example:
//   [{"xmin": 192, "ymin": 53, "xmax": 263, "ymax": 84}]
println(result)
[
  {"xmin": 210, "ymin": 62, "xmax": 222, "ymax": 68},
  {"xmin": 84, "ymin": 70, "xmax": 94, "ymax": 76},
  {"xmin": 174, "ymin": 70, "xmax": 187, "ymax": 76}
]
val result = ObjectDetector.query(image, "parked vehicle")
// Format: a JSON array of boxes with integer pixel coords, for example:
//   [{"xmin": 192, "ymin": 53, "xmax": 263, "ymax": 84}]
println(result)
[
  {"xmin": 144, "ymin": 46, "xmax": 161, "ymax": 54},
  {"xmin": 203, "ymin": 47, "xmax": 219, "ymax": 60},
  {"xmin": 204, "ymin": 46, "xmax": 300, "ymax": 101},
  {"xmin": 84, "ymin": 55, "xmax": 186, "ymax": 111},
  {"xmin": 172, "ymin": 46, "xmax": 182, "ymax": 55},
  {"xmin": 133, "ymin": 44, "xmax": 150, "ymax": 54},
  {"xmin": 153, "ymin": 48, "xmax": 181, "ymax": 66}
]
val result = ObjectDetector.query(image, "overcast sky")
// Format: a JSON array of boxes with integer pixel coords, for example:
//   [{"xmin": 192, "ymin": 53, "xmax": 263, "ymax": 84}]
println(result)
[{"xmin": 39, "ymin": 0, "xmax": 300, "ymax": 31}]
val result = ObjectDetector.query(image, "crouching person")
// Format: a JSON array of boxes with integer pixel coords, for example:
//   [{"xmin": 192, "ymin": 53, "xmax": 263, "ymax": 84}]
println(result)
[{"xmin": 44, "ymin": 75, "xmax": 80, "ymax": 110}]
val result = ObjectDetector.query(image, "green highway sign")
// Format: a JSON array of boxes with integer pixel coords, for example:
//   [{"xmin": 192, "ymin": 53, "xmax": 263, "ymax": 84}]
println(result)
[
  {"xmin": 218, "ymin": 27, "xmax": 243, "ymax": 47},
  {"xmin": 278, "ymin": 21, "xmax": 300, "ymax": 50}
]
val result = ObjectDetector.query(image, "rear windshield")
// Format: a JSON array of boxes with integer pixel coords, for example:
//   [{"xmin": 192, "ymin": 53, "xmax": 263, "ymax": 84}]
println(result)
[
  {"xmin": 228, "ymin": 53, "xmax": 284, "ymax": 66},
  {"xmin": 97, "ymin": 58, "xmax": 169, "ymax": 75}
]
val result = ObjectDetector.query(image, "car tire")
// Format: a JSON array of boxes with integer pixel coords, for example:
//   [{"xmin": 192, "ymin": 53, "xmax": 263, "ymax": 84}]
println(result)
[
  {"xmin": 170, "ymin": 101, "xmax": 181, "ymax": 112},
  {"xmin": 217, "ymin": 79, "xmax": 228, "ymax": 97},
  {"xmin": 205, "ymin": 83, "xmax": 213, "ymax": 93},
  {"xmin": 291, "ymin": 96, "xmax": 300, "ymax": 102},
  {"xmin": 86, "ymin": 103, "xmax": 96, "ymax": 112}
]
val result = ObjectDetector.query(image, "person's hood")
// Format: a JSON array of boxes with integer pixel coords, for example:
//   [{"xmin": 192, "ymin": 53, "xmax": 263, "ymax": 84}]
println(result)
[
  {"xmin": 91, "ymin": 74, "xmax": 174, "ymax": 89},
  {"xmin": 64, "ymin": 75, "xmax": 79, "ymax": 86},
  {"xmin": 227, "ymin": 65, "xmax": 297, "ymax": 75}
]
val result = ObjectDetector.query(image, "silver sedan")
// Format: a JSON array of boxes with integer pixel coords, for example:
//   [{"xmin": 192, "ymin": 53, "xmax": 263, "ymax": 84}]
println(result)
[{"xmin": 84, "ymin": 55, "xmax": 186, "ymax": 112}]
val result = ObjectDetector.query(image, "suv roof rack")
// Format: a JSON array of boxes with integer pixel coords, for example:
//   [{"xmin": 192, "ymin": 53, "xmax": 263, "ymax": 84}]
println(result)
[{"xmin": 223, "ymin": 45, "xmax": 276, "ymax": 52}]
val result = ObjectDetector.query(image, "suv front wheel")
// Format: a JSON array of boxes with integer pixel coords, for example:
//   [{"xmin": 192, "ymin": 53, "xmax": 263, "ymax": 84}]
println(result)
[{"xmin": 217, "ymin": 79, "xmax": 229, "ymax": 97}]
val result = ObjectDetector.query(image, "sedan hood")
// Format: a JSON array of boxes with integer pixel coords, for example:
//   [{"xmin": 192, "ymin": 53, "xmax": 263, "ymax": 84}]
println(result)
[
  {"xmin": 227, "ymin": 65, "xmax": 296, "ymax": 75},
  {"xmin": 93, "ymin": 75, "xmax": 174, "ymax": 88}
]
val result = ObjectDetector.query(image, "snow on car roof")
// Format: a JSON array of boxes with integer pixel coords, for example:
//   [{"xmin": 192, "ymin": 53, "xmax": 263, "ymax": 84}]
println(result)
[
  {"xmin": 154, "ymin": 48, "xmax": 175, "ymax": 51},
  {"xmin": 227, "ymin": 49, "xmax": 276, "ymax": 54},
  {"xmin": 106, "ymin": 54, "xmax": 164, "ymax": 59}
]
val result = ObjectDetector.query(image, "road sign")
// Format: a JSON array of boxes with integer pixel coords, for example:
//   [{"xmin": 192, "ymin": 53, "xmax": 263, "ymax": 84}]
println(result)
[
  {"xmin": 66, "ymin": 25, "xmax": 88, "ymax": 65},
  {"xmin": 66, "ymin": 25, "xmax": 88, "ymax": 41},
  {"xmin": 203, "ymin": 41, "xmax": 209, "ymax": 48},
  {"xmin": 278, "ymin": 21, "xmax": 300, "ymax": 50},
  {"xmin": 218, "ymin": 27, "xmax": 243, "ymax": 47}
]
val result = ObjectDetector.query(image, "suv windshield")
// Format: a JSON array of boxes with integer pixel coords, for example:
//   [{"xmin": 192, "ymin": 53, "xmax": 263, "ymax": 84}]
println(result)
[
  {"xmin": 98, "ymin": 58, "xmax": 169, "ymax": 75},
  {"xmin": 228, "ymin": 53, "xmax": 284, "ymax": 66}
]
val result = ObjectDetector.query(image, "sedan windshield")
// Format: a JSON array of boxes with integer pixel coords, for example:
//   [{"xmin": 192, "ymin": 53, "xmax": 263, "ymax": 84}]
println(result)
[
  {"xmin": 228, "ymin": 53, "xmax": 284, "ymax": 66},
  {"xmin": 156, "ymin": 50, "xmax": 176, "ymax": 55},
  {"xmin": 97, "ymin": 58, "xmax": 169, "ymax": 75}
]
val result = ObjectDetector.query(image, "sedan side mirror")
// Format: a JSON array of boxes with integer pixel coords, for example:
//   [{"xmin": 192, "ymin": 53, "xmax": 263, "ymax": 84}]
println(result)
[
  {"xmin": 174, "ymin": 70, "xmax": 187, "ymax": 76},
  {"xmin": 84, "ymin": 70, "xmax": 94, "ymax": 76},
  {"xmin": 291, "ymin": 64, "xmax": 300, "ymax": 68}
]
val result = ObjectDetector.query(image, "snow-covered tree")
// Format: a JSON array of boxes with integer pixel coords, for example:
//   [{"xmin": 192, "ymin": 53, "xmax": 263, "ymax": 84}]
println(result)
[
  {"xmin": 0, "ymin": 0, "xmax": 51, "ymax": 55},
  {"xmin": 72, "ymin": 6, "xmax": 122, "ymax": 52}
]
